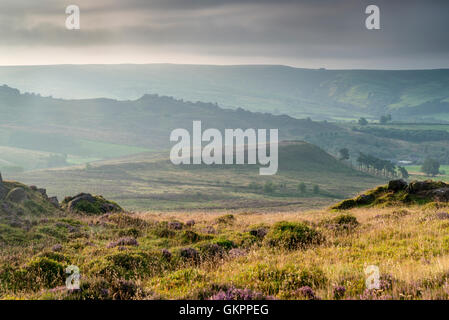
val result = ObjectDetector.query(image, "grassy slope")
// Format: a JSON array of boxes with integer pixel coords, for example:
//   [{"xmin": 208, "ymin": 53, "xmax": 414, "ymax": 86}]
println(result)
[
  {"xmin": 2, "ymin": 196, "xmax": 449, "ymax": 299},
  {"xmin": 7, "ymin": 142, "xmax": 385, "ymax": 211}
]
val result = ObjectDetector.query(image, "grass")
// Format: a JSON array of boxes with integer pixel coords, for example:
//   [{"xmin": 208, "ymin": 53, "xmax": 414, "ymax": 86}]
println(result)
[{"xmin": 2, "ymin": 201, "xmax": 449, "ymax": 300}]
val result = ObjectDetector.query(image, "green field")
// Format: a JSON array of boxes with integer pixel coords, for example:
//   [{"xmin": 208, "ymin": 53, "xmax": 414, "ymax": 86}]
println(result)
[{"xmin": 405, "ymin": 165, "xmax": 449, "ymax": 183}]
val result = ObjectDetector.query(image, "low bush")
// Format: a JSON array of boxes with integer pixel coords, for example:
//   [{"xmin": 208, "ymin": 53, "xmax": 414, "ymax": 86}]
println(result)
[{"xmin": 264, "ymin": 221, "xmax": 323, "ymax": 250}]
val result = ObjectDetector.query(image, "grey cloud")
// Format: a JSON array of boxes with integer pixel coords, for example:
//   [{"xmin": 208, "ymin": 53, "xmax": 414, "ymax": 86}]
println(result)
[{"xmin": 0, "ymin": 0, "xmax": 448, "ymax": 68}]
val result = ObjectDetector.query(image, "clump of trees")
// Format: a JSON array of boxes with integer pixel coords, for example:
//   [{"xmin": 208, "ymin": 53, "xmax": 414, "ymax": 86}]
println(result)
[
  {"xmin": 297, "ymin": 182, "xmax": 306, "ymax": 193},
  {"xmin": 356, "ymin": 152, "xmax": 397, "ymax": 178},
  {"xmin": 421, "ymin": 158, "xmax": 440, "ymax": 177},
  {"xmin": 358, "ymin": 117, "xmax": 368, "ymax": 126},
  {"xmin": 338, "ymin": 148, "xmax": 350, "ymax": 161}
]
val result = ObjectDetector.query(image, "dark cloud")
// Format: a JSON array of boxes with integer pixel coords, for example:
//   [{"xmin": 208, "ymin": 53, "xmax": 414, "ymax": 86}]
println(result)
[{"xmin": 1, "ymin": 0, "xmax": 448, "ymax": 68}]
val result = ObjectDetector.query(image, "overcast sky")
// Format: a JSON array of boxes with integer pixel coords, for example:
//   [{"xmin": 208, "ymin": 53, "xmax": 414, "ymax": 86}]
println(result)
[{"xmin": 1, "ymin": 0, "xmax": 448, "ymax": 69}]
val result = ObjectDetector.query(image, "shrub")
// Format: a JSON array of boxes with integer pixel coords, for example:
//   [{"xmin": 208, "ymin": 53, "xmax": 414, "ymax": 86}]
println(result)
[
  {"xmin": 296, "ymin": 286, "xmax": 319, "ymax": 300},
  {"xmin": 216, "ymin": 214, "xmax": 235, "ymax": 225},
  {"xmin": 263, "ymin": 182, "xmax": 276, "ymax": 194},
  {"xmin": 168, "ymin": 221, "xmax": 184, "ymax": 230},
  {"xmin": 153, "ymin": 225, "xmax": 176, "ymax": 238},
  {"xmin": 244, "ymin": 264, "xmax": 327, "ymax": 296},
  {"xmin": 117, "ymin": 227, "xmax": 141, "ymax": 238},
  {"xmin": 179, "ymin": 248, "xmax": 200, "ymax": 262},
  {"xmin": 107, "ymin": 237, "xmax": 139, "ymax": 248},
  {"xmin": 322, "ymin": 214, "xmax": 359, "ymax": 233},
  {"xmin": 107, "ymin": 214, "xmax": 148, "ymax": 228},
  {"xmin": 249, "ymin": 227, "xmax": 268, "ymax": 239},
  {"xmin": 199, "ymin": 243, "xmax": 225, "ymax": 259},
  {"xmin": 179, "ymin": 230, "xmax": 202, "ymax": 244},
  {"xmin": 264, "ymin": 221, "xmax": 323, "ymax": 250},
  {"xmin": 25, "ymin": 257, "xmax": 65, "ymax": 288},
  {"xmin": 90, "ymin": 251, "xmax": 167, "ymax": 280}
]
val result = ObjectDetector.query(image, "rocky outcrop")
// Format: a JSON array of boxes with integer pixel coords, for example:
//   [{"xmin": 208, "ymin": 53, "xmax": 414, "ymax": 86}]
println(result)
[
  {"xmin": 388, "ymin": 179, "xmax": 408, "ymax": 192},
  {"xmin": 62, "ymin": 193, "xmax": 123, "ymax": 214},
  {"xmin": 406, "ymin": 180, "xmax": 449, "ymax": 194},
  {"xmin": 5, "ymin": 187, "xmax": 27, "ymax": 203},
  {"xmin": 48, "ymin": 196, "xmax": 60, "ymax": 208},
  {"xmin": 333, "ymin": 179, "xmax": 449, "ymax": 210},
  {"xmin": 0, "ymin": 184, "xmax": 7, "ymax": 201}
]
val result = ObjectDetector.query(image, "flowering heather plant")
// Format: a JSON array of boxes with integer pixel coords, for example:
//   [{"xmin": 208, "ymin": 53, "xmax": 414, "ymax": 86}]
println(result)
[
  {"xmin": 107, "ymin": 237, "xmax": 139, "ymax": 248},
  {"xmin": 296, "ymin": 286, "xmax": 320, "ymax": 300},
  {"xmin": 209, "ymin": 286, "xmax": 274, "ymax": 300},
  {"xmin": 333, "ymin": 285, "xmax": 346, "ymax": 300},
  {"xmin": 186, "ymin": 220, "xmax": 196, "ymax": 227}
]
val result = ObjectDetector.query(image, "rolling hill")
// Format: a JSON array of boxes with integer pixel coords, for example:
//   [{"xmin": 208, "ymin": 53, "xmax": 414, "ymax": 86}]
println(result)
[
  {"xmin": 1, "ymin": 64, "xmax": 448, "ymax": 121},
  {"xmin": 0, "ymin": 84, "xmax": 341, "ymax": 172},
  {"xmin": 7, "ymin": 141, "xmax": 385, "ymax": 211}
]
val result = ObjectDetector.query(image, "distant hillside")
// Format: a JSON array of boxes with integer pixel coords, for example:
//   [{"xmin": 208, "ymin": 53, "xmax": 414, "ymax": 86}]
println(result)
[
  {"xmin": 9, "ymin": 142, "xmax": 384, "ymax": 211},
  {"xmin": 0, "ymin": 84, "xmax": 340, "ymax": 171},
  {"xmin": 1, "ymin": 64, "xmax": 448, "ymax": 121}
]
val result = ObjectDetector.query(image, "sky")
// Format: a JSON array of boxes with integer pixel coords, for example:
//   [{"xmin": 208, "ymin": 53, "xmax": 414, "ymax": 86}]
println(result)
[{"xmin": 0, "ymin": 0, "xmax": 448, "ymax": 69}]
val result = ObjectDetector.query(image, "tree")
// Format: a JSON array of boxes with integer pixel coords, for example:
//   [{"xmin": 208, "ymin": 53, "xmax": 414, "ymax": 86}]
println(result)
[
  {"xmin": 263, "ymin": 181, "xmax": 276, "ymax": 193},
  {"xmin": 358, "ymin": 117, "xmax": 368, "ymax": 126},
  {"xmin": 297, "ymin": 182, "xmax": 306, "ymax": 194},
  {"xmin": 313, "ymin": 185, "xmax": 320, "ymax": 194},
  {"xmin": 421, "ymin": 158, "xmax": 440, "ymax": 177},
  {"xmin": 338, "ymin": 148, "xmax": 350, "ymax": 161},
  {"xmin": 380, "ymin": 114, "xmax": 392, "ymax": 124},
  {"xmin": 398, "ymin": 166, "xmax": 409, "ymax": 179}
]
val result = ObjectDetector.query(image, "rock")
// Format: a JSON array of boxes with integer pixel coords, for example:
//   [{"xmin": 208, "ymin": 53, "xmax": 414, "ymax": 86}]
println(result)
[
  {"xmin": 430, "ymin": 188, "xmax": 449, "ymax": 202},
  {"xmin": 37, "ymin": 188, "xmax": 47, "ymax": 198},
  {"xmin": 48, "ymin": 196, "xmax": 60, "ymax": 208},
  {"xmin": 0, "ymin": 184, "xmax": 8, "ymax": 200},
  {"xmin": 6, "ymin": 187, "xmax": 27, "ymax": 203},
  {"xmin": 63, "ymin": 193, "xmax": 122, "ymax": 213},
  {"xmin": 387, "ymin": 179, "xmax": 408, "ymax": 192},
  {"xmin": 30, "ymin": 185, "xmax": 37, "ymax": 191},
  {"xmin": 406, "ymin": 180, "xmax": 449, "ymax": 194},
  {"xmin": 66, "ymin": 193, "xmax": 96, "ymax": 211}
]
